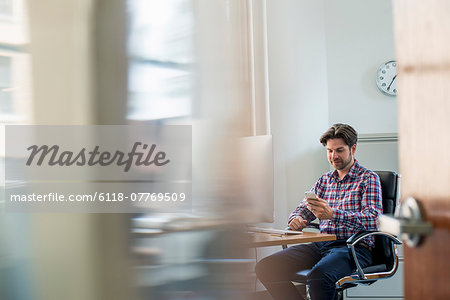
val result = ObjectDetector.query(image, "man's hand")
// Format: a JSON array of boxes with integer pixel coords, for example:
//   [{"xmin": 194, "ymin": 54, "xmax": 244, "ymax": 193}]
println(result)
[
  {"xmin": 306, "ymin": 198, "xmax": 334, "ymax": 220},
  {"xmin": 288, "ymin": 216, "xmax": 308, "ymax": 230}
]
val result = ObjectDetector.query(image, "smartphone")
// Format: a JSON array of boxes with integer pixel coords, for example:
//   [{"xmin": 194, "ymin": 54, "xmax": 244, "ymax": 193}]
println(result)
[{"xmin": 305, "ymin": 191, "xmax": 318, "ymax": 200}]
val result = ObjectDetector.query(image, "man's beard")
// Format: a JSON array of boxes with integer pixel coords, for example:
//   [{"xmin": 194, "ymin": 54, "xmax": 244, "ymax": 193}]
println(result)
[{"xmin": 331, "ymin": 154, "xmax": 353, "ymax": 170}]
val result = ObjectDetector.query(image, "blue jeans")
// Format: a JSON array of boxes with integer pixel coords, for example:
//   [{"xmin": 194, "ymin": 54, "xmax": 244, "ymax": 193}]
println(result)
[{"xmin": 255, "ymin": 240, "xmax": 372, "ymax": 300}]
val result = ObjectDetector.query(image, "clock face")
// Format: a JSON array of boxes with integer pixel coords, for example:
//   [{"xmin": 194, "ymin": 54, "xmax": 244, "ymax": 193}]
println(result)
[{"xmin": 376, "ymin": 60, "xmax": 397, "ymax": 96}]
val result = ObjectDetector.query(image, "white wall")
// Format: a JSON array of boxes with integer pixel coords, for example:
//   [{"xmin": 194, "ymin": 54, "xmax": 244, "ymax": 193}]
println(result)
[
  {"xmin": 325, "ymin": 0, "xmax": 397, "ymax": 134},
  {"xmin": 266, "ymin": 0, "xmax": 397, "ymax": 227},
  {"xmin": 266, "ymin": 0, "xmax": 330, "ymax": 227}
]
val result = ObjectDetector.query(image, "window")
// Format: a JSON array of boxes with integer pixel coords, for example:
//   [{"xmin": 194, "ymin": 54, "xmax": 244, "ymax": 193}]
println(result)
[
  {"xmin": 0, "ymin": 56, "xmax": 11, "ymax": 113},
  {"xmin": 126, "ymin": 0, "xmax": 195, "ymax": 121},
  {"xmin": 0, "ymin": 0, "xmax": 30, "ymax": 193},
  {"xmin": 0, "ymin": 0, "xmax": 31, "ymax": 125},
  {"xmin": 0, "ymin": 0, "xmax": 13, "ymax": 19}
]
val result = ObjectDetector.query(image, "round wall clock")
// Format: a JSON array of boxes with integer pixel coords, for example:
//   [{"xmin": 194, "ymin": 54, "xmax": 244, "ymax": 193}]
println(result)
[{"xmin": 376, "ymin": 60, "xmax": 397, "ymax": 96}]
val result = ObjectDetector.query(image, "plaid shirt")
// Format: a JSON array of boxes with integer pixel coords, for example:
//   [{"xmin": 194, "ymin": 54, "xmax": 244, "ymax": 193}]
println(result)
[{"xmin": 288, "ymin": 160, "xmax": 382, "ymax": 248}]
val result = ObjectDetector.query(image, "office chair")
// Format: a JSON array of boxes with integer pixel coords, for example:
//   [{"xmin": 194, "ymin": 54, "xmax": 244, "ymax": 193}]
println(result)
[{"xmin": 292, "ymin": 171, "xmax": 402, "ymax": 300}]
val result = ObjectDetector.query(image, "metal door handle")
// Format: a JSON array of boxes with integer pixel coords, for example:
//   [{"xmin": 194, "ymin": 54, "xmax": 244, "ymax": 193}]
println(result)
[{"xmin": 377, "ymin": 197, "xmax": 433, "ymax": 247}]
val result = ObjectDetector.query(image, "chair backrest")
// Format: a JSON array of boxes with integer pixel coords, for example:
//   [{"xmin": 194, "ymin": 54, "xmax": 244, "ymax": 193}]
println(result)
[
  {"xmin": 375, "ymin": 171, "xmax": 399, "ymax": 215},
  {"xmin": 373, "ymin": 171, "xmax": 399, "ymax": 269}
]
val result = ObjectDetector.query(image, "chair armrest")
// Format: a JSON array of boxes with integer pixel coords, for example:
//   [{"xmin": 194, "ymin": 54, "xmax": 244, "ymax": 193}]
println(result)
[{"xmin": 346, "ymin": 231, "xmax": 402, "ymax": 280}]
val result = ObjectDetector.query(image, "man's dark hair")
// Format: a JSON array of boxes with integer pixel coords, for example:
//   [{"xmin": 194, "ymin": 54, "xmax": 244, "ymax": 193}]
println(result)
[{"xmin": 319, "ymin": 123, "xmax": 358, "ymax": 147}]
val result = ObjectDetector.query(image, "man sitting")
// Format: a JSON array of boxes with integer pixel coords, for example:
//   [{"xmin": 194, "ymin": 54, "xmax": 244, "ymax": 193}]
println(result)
[{"xmin": 255, "ymin": 123, "xmax": 382, "ymax": 300}]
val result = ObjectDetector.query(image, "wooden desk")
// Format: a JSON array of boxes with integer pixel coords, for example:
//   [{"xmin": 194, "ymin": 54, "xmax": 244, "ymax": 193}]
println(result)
[{"xmin": 249, "ymin": 231, "xmax": 336, "ymax": 247}]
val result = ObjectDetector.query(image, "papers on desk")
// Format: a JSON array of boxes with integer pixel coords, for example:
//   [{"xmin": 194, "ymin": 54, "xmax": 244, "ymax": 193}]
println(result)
[{"xmin": 248, "ymin": 226, "xmax": 303, "ymax": 235}]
